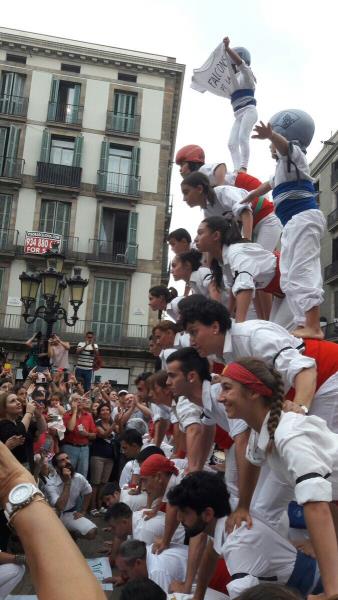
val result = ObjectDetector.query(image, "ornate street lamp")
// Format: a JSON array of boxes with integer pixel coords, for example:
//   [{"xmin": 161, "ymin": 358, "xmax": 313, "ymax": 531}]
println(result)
[{"xmin": 19, "ymin": 247, "xmax": 88, "ymax": 339}]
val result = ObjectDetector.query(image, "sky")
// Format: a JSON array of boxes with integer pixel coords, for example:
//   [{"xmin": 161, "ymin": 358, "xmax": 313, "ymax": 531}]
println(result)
[{"xmin": 2, "ymin": 0, "xmax": 338, "ymax": 261}]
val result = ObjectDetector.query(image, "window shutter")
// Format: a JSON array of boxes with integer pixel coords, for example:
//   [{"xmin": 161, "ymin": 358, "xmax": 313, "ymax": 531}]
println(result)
[
  {"xmin": 130, "ymin": 146, "xmax": 140, "ymax": 194},
  {"xmin": 0, "ymin": 128, "xmax": 7, "ymax": 174},
  {"xmin": 72, "ymin": 135, "xmax": 83, "ymax": 167},
  {"xmin": 47, "ymin": 78, "xmax": 60, "ymax": 120},
  {"xmin": 5, "ymin": 126, "xmax": 20, "ymax": 177},
  {"xmin": 126, "ymin": 211, "xmax": 138, "ymax": 264},
  {"xmin": 69, "ymin": 83, "xmax": 81, "ymax": 124},
  {"xmin": 98, "ymin": 139, "xmax": 110, "ymax": 190},
  {"xmin": 40, "ymin": 128, "xmax": 51, "ymax": 162},
  {"xmin": 0, "ymin": 72, "xmax": 14, "ymax": 114}
]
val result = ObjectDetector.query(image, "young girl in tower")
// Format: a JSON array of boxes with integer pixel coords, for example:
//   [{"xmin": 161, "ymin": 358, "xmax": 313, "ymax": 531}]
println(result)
[
  {"xmin": 181, "ymin": 172, "xmax": 253, "ymax": 240},
  {"xmin": 176, "ymin": 148, "xmax": 281, "ymax": 251},
  {"xmin": 219, "ymin": 357, "xmax": 338, "ymax": 599},
  {"xmin": 195, "ymin": 216, "xmax": 294, "ymax": 330},
  {"xmin": 241, "ymin": 110, "xmax": 326, "ymax": 339},
  {"xmin": 223, "ymin": 37, "xmax": 258, "ymax": 172}
]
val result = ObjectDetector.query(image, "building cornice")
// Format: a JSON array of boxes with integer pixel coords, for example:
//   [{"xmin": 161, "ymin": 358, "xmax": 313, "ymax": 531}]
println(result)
[{"xmin": 310, "ymin": 132, "xmax": 338, "ymax": 176}]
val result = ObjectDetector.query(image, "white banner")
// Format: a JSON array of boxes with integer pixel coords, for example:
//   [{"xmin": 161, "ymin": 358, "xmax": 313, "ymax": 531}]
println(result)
[{"xmin": 191, "ymin": 42, "xmax": 233, "ymax": 98}]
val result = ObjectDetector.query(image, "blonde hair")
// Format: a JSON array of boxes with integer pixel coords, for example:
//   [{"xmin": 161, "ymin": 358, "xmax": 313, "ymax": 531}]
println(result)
[{"xmin": 234, "ymin": 357, "xmax": 284, "ymax": 446}]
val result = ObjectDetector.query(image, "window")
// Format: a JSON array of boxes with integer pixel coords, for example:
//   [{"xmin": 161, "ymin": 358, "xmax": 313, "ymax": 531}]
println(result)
[
  {"xmin": 0, "ymin": 194, "xmax": 13, "ymax": 248},
  {"xmin": 98, "ymin": 141, "xmax": 140, "ymax": 195},
  {"xmin": 61, "ymin": 63, "xmax": 81, "ymax": 74},
  {"xmin": 39, "ymin": 200, "xmax": 71, "ymax": 238},
  {"xmin": 48, "ymin": 79, "xmax": 81, "ymax": 124},
  {"xmin": 332, "ymin": 238, "xmax": 338, "ymax": 263},
  {"xmin": 50, "ymin": 136, "xmax": 75, "ymax": 166},
  {"xmin": 0, "ymin": 267, "xmax": 4, "ymax": 305},
  {"xmin": 0, "ymin": 72, "xmax": 26, "ymax": 115},
  {"xmin": 118, "ymin": 73, "xmax": 137, "ymax": 83},
  {"xmin": 99, "ymin": 208, "xmax": 129, "ymax": 258},
  {"xmin": 92, "ymin": 278, "xmax": 125, "ymax": 342},
  {"xmin": 332, "ymin": 160, "xmax": 338, "ymax": 189},
  {"xmin": 0, "ymin": 125, "xmax": 21, "ymax": 177},
  {"xmin": 112, "ymin": 91, "xmax": 137, "ymax": 134},
  {"xmin": 6, "ymin": 53, "xmax": 26, "ymax": 65}
]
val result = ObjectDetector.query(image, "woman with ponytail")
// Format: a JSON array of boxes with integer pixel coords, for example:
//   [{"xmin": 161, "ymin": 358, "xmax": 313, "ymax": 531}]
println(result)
[
  {"xmin": 170, "ymin": 249, "xmax": 214, "ymax": 298},
  {"xmin": 148, "ymin": 285, "xmax": 181, "ymax": 322},
  {"xmin": 195, "ymin": 215, "xmax": 294, "ymax": 330},
  {"xmin": 219, "ymin": 357, "xmax": 338, "ymax": 600},
  {"xmin": 181, "ymin": 172, "xmax": 253, "ymax": 240}
]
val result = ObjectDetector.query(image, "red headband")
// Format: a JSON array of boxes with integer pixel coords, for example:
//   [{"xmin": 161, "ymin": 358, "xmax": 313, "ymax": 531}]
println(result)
[
  {"xmin": 222, "ymin": 363, "xmax": 273, "ymax": 397},
  {"xmin": 140, "ymin": 454, "xmax": 179, "ymax": 477}
]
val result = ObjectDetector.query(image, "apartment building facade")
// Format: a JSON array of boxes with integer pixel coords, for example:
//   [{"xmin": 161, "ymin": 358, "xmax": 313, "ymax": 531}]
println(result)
[
  {"xmin": 0, "ymin": 28, "xmax": 184, "ymax": 385},
  {"xmin": 310, "ymin": 130, "xmax": 338, "ymax": 342}
]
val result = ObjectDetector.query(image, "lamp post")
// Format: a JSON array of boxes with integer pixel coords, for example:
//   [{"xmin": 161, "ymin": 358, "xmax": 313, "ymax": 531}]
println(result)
[{"xmin": 19, "ymin": 243, "xmax": 88, "ymax": 340}]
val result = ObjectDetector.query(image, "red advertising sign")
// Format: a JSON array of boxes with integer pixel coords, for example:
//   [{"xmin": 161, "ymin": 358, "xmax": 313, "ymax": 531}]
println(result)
[{"xmin": 24, "ymin": 231, "xmax": 62, "ymax": 255}]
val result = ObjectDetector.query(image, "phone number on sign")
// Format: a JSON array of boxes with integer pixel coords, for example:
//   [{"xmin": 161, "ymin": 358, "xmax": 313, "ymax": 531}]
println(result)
[{"xmin": 25, "ymin": 237, "xmax": 60, "ymax": 253}]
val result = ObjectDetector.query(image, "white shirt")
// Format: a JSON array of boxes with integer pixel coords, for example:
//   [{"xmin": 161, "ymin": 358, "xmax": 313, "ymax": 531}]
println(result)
[
  {"xmin": 222, "ymin": 243, "xmax": 276, "ymax": 296},
  {"xmin": 199, "ymin": 163, "xmax": 225, "ymax": 187},
  {"xmin": 176, "ymin": 396, "xmax": 203, "ymax": 432},
  {"xmin": 189, "ymin": 267, "xmax": 212, "ymax": 297},
  {"xmin": 217, "ymin": 320, "xmax": 315, "ymax": 393},
  {"xmin": 201, "ymin": 380, "xmax": 248, "ymax": 438},
  {"xmin": 270, "ymin": 145, "xmax": 314, "ymax": 208},
  {"xmin": 227, "ymin": 61, "xmax": 256, "ymax": 94},
  {"xmin": 214, "ymin": 516, "xmax": 297, "ymax": 599},
  {"xmin": 132, "ymin": 509, "xmax": 185, "ymax": 546},
  {"xmin": 165, "ymin": 297, "xmax": 184, "ymax": 322},
  {"xmin": 119, "ymin": 459, "xmax": 140, "ymax": 488},
  {"xmin": 147, "ymin": 544, "xmax": 188, "ymax": 592},
  {"xmin": 204, "ymin": 185, "xmax": 249, "ymax": 220},
  {"xmin": 151, "ymin": 402, "xmax": 171, "ymax": 423},
  {"xmin": 160, "ymin": 334, "xmax": 190, "ymax": 370},
  {"xmin": 247, "ymin": 411, "xmax": 338, "ymax": 505},
  {"xmin": 44, "ymin": 472, "xmax": 92, "ymax": 510}
]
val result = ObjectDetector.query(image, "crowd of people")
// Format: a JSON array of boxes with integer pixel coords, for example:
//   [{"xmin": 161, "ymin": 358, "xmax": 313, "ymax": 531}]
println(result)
[{"xmin": 0, "ymin": 36, "xmax": 337, "ymax": 600}]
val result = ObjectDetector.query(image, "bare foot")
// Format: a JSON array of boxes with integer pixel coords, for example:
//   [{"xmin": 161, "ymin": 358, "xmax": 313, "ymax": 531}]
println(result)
[{"xmin": 292, "ymin": 326, "xmax": 324, "ymax": 340}]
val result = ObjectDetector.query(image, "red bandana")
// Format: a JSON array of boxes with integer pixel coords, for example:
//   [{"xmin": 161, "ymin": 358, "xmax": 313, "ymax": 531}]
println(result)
[
  {"xmin": 140, "ymin": 454, "xmax": 179, "ymax": 477},
  {"xmin": 222, "ymin": 363, "xmax": 273, "ymax": 397}
]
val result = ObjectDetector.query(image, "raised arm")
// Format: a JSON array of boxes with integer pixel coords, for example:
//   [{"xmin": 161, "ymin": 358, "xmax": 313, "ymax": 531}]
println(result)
[
  {"xmin": 223, "ymin": 36, "xmax": 242, "ymax": 66},
  {"xmin": 252, "ymin": 121, "xmax": 289, "ymax": 156}
]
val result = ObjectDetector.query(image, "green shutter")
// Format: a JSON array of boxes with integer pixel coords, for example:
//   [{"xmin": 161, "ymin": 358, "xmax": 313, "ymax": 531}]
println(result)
[
  {"xmin": 127, "ymin": 211, "xmax": 138, "ymax": 264},
  {"xmin": 98, "ymin": 139, "xmax": 110, "ymax": 191},
  {"xmin": 40, "ymin": 128, "xmax": 51, "ymax": 162},
  {"xmin": 0, "ymin": 128, "xmax": 7, "ymax": 174},
  {"xmin": 0, "ymin": 72, "xmax": 14, "ymax": 114},
  {"xmin": 47, "ymin": 78, "xmax": 60, "ymax": 120},
  {"xmin": 130, "ymin": 146, "xmax": 140, "ymax": 194},
  {"xmin": 5, "ymin": 126, "xmax": 20, "ymax": 177},
  {"xmin": 72, "ymin": 135, "xmax": 83, "ymax": 167}
]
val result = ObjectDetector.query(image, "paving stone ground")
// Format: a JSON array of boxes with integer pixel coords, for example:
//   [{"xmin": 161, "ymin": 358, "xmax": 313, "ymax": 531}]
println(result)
[{"xmin": 10, "ymin": 515, "xmax": 121, "ymax": 599}]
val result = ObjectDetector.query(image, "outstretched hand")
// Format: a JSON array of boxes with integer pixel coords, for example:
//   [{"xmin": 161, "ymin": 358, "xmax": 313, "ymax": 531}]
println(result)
[{"xmin": 252, "ymin": 121, "xmax": 273, "ymax": 140}]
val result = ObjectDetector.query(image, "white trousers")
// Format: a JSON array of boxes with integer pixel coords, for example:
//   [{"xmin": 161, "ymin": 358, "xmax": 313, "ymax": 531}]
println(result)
[
  {"xmin": 0, "ymin": 563, "xmax": 25, "ymax": 599},
  {"xmin": 280, "ymin": 209, "xmax": 326, "ymax": 326},
  {"xmin": 61, "ymin": 512, "xmax": 96, "ymax": 536},
  {"xmin": 253, "ymin": 213, "xmax": 282, "ymax": 251},
  {"xmin": 270, "ymin": 296, "xmax": 296, "ymax": 333},
  {"xmin": 228, "ymin": 105, "xmax": 258, "ymax": 171}
]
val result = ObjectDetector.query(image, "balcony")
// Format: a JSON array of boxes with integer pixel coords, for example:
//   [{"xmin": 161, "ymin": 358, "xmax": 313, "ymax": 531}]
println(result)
[
  {"xmin": 36, "ymin": 162, "xmax": 82, "ymax": 190},
  {"xmin": 0, "ymin": 157, "xmax": 24, "ymax": 184},
  {"xmin": 324, "ymin": 260, "xmax": 338, "ymax": 284},
  {"xmin": 327, "ymin": 208, "xmax": 338, "ymax": 231},
  {"xmin": 87, "ymin": 240, "xmax": 138, "ymax": 267},
  {"xmin": 0, "ymin": 228, "xmax": 19, "ymax": 254},
  {"xmin": 106, "ymin": 111, "xmax": 141, "ymax": 137},
  {"xmin": 0, "ymin": 94, "xmax": 28, "ymax": 118},
  {"xmin": 47, "ymin": 102, "xmax": 83, "ymax": 128},
  {"xmin": 97, "ymin": 171, "xmax": 140, "ymax": 197},
  {"xmin": 0, "ymin": 313, "xmax": 151, "ymax": 349}
]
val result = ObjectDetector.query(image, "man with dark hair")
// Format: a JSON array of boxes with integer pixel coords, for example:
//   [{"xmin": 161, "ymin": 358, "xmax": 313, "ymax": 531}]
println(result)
[
  {"xmin": 75, "ymin": 331, "xmax": 99, "ymax": 392},
  {"xmin": 168, "ymin": 472, "xmax": 321, "ymax": 600},
  {"xmin": 44, "ymin": 451, "xmax": 96, "ymax": 540},
  {"xmin": 120, "ymin": 577, "xmax": 166, "ymax": 600},
  {"xmin": 134, "ymin": 370, "xmax": 168, "ymax": 448},
  {"xmin": 115, "ymin": 539, "xmax": 188, "ymax": 593},
  {"xmin": 101, "ymin": 482, "xmax": 121, "ymax": 508},
  {"xmin": 119, "ymin": 429, "xmax": 143, "ymax": 489},
  {"xmin": 168, "ymin": 228, "xmax": 192, "ymax": 255}
]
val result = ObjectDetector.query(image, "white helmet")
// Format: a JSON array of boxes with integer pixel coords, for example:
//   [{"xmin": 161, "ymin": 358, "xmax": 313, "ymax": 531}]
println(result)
[
  {"xmin": 233, "ymin": 47, "xmax": 251, "ymax": 65},
  {"xmin": 269, "ymin": 109, "xmax": 315, "ymax": 151}
]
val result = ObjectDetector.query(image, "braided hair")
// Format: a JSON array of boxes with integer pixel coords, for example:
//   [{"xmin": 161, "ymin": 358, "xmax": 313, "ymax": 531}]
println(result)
[{"xmin": 234, "ymin": 357, "xmax": 284, "ymax": 448}]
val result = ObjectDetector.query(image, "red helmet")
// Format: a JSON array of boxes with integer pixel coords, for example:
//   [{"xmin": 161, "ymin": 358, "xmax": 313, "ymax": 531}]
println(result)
[{"xmin": 175, "ymin": 144, "xmax": 205, "ymax": 165}]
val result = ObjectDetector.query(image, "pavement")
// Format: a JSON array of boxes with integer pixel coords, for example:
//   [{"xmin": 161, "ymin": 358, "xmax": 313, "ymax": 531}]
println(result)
[{"xmin": 10, "ymin": 515, "xmax": 121, "ymax": 599}]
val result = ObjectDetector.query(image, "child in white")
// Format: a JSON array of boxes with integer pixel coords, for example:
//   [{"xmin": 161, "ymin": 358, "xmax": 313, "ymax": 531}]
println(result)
[
  {"xmin": 223, "ymin": 37, "xmax": 257, "ymax": 171},
  {"xmin": 242, "ymin": 111, "xmax": 326, "ymax": 339}
]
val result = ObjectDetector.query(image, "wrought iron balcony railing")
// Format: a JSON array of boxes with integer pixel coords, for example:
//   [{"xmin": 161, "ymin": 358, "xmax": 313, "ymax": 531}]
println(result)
[
  {"xmin": 327, "ymin": 207, "xmax": 338, "ymax": 231},
  {"xmin": 0, "ymin": 228, "xmax": 19, "ymax": 253},
  {"xmin": 47, "ymin": 102, "xmax": 83, "ymax": 126},
  {"xmin": 0, "ymin": 157, "xmax": 24, "ymax": 180},
  {"xmin": 0, "ymin": 94, "xmax": 28, "ymax": 117},
  {"xmin": 324, "ymin": 260, "xmax": 338, "ymax": 283},
  {"xmin": 36, "ymin": 162, "xmax": 82, "ymax": 189},
  {"xmin": 88, "ymin": 239, "xmax": 138, "ymax": 266},
  {"xmin": 97, "ymin": 170, "xmax": 140, "ymax": 196},
  {"xmin": 106, "ymin": 111, "xmax": 141, "ymax": 136}
]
